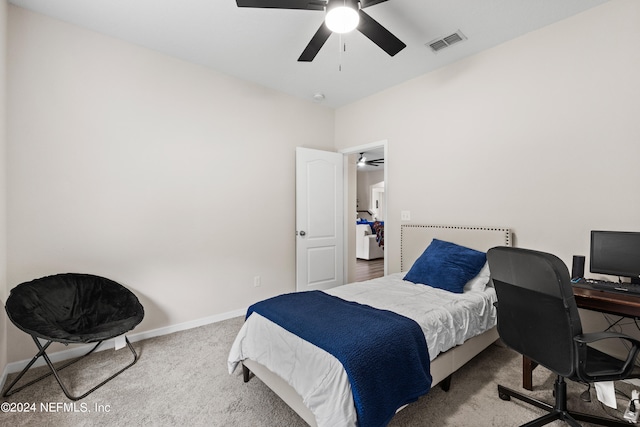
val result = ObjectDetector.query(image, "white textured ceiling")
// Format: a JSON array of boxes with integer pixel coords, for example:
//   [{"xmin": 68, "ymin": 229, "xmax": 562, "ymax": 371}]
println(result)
[{"xmin": 9, "ymin": 0, "xmax": 608, "ymax": 108}]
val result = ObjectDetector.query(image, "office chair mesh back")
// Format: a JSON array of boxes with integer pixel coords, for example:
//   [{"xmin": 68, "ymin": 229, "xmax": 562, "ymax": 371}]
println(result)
[{"xmin": 488, "ymin": 247, "xmax": 583, "ymax": 378}]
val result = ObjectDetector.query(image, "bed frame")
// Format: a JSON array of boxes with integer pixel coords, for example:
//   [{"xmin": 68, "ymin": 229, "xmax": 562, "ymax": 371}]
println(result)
[{"xmin": 242, "ymin": 224, "xmax": 512, "ymax": 426}]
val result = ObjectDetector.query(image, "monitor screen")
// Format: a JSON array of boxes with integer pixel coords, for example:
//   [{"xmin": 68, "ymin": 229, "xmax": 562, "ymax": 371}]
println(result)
[{"xmin": 590, "ymin": 230, "xmax": 640, "ymax": 283}]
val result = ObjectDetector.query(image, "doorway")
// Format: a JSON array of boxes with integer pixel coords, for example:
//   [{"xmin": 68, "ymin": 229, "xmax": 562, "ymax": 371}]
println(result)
[{"xmin": 340, "ymin": 141, "xmax": 388, "ymax": 283}]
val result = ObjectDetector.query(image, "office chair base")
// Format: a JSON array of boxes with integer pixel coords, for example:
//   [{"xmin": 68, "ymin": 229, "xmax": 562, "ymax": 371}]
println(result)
[{"xmin": 498, "ymin": 382, "xmax": 631, "ymax": 427}]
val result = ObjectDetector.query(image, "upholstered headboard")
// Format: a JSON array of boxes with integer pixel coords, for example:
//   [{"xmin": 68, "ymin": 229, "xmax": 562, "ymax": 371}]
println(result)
[{"xmin": 400, "ymin": 225, "xmax": 512, "ymax": 272}]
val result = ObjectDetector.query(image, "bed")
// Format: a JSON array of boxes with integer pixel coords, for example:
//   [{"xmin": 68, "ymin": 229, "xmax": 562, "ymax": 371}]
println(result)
[{"xmin": 228, "ymin": 224, "xmax": 512, "ymax": 427}]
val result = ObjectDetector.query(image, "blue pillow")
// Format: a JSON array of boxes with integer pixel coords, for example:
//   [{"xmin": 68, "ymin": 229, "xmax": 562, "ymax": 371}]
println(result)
[{"xmin": 404, "ymin": 239, "xmax": 487, "ymax": 293}]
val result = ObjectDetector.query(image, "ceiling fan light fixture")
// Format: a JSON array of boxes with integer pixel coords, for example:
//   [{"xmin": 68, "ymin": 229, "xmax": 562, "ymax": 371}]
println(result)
[
  {"xmin": 325, "ymin": 3, "xmax": 360, "ymax": 34},
  {"xmin": 237, "ymin": 0, "xmax": 406, "ymax": 63}
]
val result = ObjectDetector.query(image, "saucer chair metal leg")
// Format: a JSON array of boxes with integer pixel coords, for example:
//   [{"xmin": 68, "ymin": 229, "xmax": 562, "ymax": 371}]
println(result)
[
  {"xmin": 2, "ymin": 339, "xmax": 57, "ymax": 397},
  {"xmin": 2, "ymin": 335, "xmax": 138, "ymax": 401}
]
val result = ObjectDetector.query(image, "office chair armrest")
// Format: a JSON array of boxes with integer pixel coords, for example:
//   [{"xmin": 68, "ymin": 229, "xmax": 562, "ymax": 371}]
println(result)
[
  {"xmin": 574, "ymin": 331, "xmax": 640, "ymax": 346},
  {"xmin": 574, "ymin": 332, "xmax": 640, "ymax": 382}
]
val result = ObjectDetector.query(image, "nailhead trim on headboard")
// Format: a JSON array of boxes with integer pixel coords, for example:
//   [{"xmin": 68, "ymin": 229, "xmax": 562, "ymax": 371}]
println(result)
[{"xmin": 400, "ymin": 225, "xmax": 512, "ymax": 272}]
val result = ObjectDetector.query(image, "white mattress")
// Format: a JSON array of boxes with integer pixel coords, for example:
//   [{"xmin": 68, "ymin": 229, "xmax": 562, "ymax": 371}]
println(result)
[{"xmin": 228, "ymin": 273, "xmax": 497, "ymax": 427}]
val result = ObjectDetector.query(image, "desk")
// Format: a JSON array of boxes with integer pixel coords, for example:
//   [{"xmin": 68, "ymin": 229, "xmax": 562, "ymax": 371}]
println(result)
[{"xmin": 521, "ymin": 285, "xmax": 640, "ymax": 391}]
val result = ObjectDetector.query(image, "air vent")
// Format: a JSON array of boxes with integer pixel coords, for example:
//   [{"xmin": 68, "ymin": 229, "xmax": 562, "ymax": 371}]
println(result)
[{"xmin": 427, "ymin": 30, "xmax": 467, "ymax": 53}]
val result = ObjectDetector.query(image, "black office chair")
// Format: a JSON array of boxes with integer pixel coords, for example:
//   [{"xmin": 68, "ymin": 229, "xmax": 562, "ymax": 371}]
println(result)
[{"xmin": 487, "ymin": 246, "xmax": 640, "ymax": 427}]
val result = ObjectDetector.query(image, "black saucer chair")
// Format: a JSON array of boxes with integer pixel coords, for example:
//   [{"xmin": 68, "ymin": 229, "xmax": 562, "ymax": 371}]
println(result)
[
  {"xmin": 3, "ymin": 273, "xmax": 144, "ymax": 401},
  {"xmin": 487, "ymin": 246, "xmax": 640, "ymax": 427}
]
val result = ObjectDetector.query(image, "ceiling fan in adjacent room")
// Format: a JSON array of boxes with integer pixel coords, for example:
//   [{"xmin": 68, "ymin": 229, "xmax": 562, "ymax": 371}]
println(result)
[
  {"xmin": 236, "ymin": 0, "xmax": 406, "ymax": 62},
  {"xmin": 357, "ymin": 153, "xmax": 384, "ymax": 167}
]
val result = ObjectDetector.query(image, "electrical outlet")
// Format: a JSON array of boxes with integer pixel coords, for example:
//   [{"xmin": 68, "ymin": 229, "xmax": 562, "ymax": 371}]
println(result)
[
  {"xmin": 114, "ymin": 335, "xmax": 126, "ymax": 350},
  {"xmin": 253, "ymin": 276, "xmax": 261, "ymax": 287}
]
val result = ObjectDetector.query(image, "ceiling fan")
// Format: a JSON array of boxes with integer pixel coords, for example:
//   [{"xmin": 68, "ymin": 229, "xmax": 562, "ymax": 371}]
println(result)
[
  {"xmin": 357, "ymin": 153, "xmax": 384, "ymax": 167},
  {"xmin": 236, "ymin": 0, "xmax": 406, "ymax": 62}
]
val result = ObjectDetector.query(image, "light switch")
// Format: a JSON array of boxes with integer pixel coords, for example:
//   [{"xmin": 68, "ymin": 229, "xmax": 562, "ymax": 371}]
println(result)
[{"xmin": 401, "ymin": 211, "xmax": 411, "ymax": 221}]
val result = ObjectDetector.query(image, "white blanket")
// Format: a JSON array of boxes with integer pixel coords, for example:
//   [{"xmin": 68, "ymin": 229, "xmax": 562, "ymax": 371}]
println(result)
[{"xmin": 228, "ymin": 273, "xmax": 497, "ymax": 427}]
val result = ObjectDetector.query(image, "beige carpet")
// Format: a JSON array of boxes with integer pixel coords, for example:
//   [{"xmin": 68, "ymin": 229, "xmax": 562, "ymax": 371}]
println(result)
[{"xmin": 1, "ymin": 316, "xmax": 636, "ymax": 426}]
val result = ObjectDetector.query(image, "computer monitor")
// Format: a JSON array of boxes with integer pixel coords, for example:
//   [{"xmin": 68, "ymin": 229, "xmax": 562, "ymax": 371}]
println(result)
[{"xmin": 590, "ymin": 230, "xmax": 640, "ymax": 284}]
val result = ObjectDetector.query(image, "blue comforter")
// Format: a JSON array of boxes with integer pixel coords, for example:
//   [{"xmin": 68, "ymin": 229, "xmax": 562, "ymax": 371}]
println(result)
[{"xmin": 247, "ymin": 291, "xmax": 432, "ymax": 427}]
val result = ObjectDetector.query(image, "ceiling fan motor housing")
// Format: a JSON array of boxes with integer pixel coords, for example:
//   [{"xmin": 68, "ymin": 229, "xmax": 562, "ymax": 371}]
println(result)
[
  {"xmin": 326, "ymin": 0, "xmax": 360, "ymax": 13},
  {"xmin": 325, "ymin": 0, "xmax": 361, "ymax": 33}
]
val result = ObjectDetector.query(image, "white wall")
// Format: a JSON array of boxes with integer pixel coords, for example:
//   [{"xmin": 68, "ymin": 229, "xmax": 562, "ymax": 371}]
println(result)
[
  {"xmin": 356, "ymin": 169, "xmax": 384, "ymax": 218},
  {"xmin": 5, "ymin": 0, "xmax": 640, "ymax": 368},
  {"xmin": 0, "ymin": 0, "xmax": 8, "ymax": 375},
  {"xmin": 335, "ymin": 0, "xmax": 640, "ymax": 356},
  {"xmin": 335, "ymin": 0, "xmax": 640, "ymax": 275},
  {"xmin": 6, "ymin": 6, "xmax": 334, "ymax": 362}
]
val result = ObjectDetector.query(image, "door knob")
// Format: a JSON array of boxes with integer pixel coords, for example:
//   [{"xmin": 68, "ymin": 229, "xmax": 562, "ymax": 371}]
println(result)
[{"xmin": 299, "ymin": 230, "xmax": 306, "ymax": 236}]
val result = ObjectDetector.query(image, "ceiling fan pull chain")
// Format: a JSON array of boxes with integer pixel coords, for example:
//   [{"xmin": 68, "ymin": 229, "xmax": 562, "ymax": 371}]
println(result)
[{"xmin": 339, "ymin": 33, "xmax": 343, "ymax": 72}]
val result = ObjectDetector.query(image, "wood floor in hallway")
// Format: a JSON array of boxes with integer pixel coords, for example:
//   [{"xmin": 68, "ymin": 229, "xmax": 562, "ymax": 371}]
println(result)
[{"xmin": 354, "ymin": 257, "xmax": 384, "ymax": 282}]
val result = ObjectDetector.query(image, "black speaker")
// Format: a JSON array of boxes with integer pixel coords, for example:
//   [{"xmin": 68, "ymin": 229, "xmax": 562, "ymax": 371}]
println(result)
[{"xmin": 571, "ymin": 255, "xmax": 585, "ymax": 280}]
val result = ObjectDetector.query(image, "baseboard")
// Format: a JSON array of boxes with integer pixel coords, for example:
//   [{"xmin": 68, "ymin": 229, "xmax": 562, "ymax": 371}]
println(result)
[
  {"xmin": 623, "ymin": 378, "xmax": 640, "ymax": 388},
  {"xmin": 0, "ymin": 307, "xmax": 246, "ymax": 392},
  {"xmin": 0, "ymin": 363, "xmax": 8, "ymax": 395}
]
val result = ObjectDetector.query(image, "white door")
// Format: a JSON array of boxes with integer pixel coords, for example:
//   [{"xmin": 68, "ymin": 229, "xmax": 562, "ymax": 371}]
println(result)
[{"xmin": 296, "ymin": 147, "xmax": 344, "ymax": 291}]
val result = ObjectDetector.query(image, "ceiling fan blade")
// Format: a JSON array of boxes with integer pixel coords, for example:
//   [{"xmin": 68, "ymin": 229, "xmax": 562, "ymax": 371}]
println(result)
[
  {"xmin": 298, "ymin": 22, "xmax": 332, "ymax": 62},
  {"xmin": 359, "ymin": 0, "xmax": 389, "ymax": 8},
  {"xmin": 236, "ymin": 0, "xmax": 325, "ymax": 10},
  {"xmin": 357, "ymin": 9, "xmax": 406, "ymax": 57}
]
